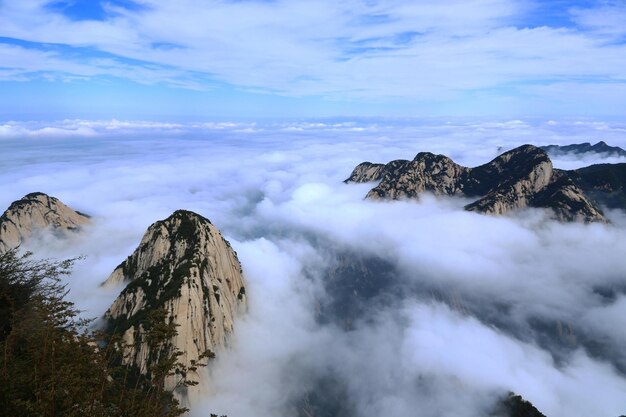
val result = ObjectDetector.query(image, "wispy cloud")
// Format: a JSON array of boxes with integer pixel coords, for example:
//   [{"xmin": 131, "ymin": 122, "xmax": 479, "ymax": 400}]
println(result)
[
  {"xmin": 1, "ymin": 0, "xmax": 625, "ymax": 115},
  {"xmin": 570, "ymin": 1, "xmax": 626, "ymax": 38}
]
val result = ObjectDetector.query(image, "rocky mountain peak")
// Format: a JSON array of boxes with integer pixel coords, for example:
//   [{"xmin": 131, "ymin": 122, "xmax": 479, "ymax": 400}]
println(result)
[
  {"xmin": 0, "ymin": 192, "xmax": 90, "ymax": 253},
  {"xmin": 103, "ymin": 209, "xmax": 246, "ymax": 397},
  {"xmin": 465, "ymin": 145, "xmax": 554, "ymax": 215},
  {"xmin": 488, "ymin": 144, "xmax": 549, "ymax": 168},
  {"xmin": 364, "ymin": 152, "xmax": 470, "ymax": 200},
  {"xmin": 343, "ymin": 162, "xmax": 387, "ymax": 183},
  {"xmin": 347, "ymin": 144, "xmax": 607, "ymax": 222}
]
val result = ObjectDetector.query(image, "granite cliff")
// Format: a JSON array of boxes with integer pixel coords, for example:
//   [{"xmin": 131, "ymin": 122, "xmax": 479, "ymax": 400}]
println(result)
[
  {"xmin": 346, "ymin": 145, "xmax": 607, "ymax": 222},
  {"xmin": 0, "ymin": 192, "xmax": 89, "ymax": 253},
  {"xmin": 103, "ymin": 210, "xmax": 247, "ymax": 397}
]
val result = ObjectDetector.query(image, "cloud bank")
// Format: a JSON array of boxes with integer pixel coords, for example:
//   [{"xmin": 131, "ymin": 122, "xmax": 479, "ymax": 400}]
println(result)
[
  {"xmin": 1, "ymin": 1, "xmax": 626, "ymax": 115},
  {"xmin": 2, "ymin": 119, "xmax": 626, "ymax": 416}
]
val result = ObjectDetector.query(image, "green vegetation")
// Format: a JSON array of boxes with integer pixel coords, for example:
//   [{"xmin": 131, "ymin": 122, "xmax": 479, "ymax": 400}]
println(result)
[{"xmin": 0, "ymin": 249, "xmax": 204, "ymax": 417}]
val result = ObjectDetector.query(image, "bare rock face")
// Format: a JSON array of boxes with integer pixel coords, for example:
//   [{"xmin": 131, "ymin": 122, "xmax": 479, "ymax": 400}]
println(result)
[
  {"xmin": 343, "ymin": 162, "xmax": 387, "ymax": 183},
  {"xmin": 102, "ymin": 210, "xmax": 247, "ymax": 396},
  {"xmin": 532, "ymin": 171, "xmax": 606, "ymax": 222},
  {"xmin": 346, "ymin": 145, "xmax": 606, "ymax": 222},
  {"xmin": 464, "ymin": 145, "xmax": 554, "ymax": 215},
  {"xmin": 364, "ymin": 153, "xmax": 469, "ymax": 200},
  {"xmin": 0, "ymin": 192, "xmax": 90, "ymax": 253}
]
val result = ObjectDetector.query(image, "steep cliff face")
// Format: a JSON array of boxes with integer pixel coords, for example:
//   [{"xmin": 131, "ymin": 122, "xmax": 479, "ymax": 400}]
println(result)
[
  {"xmin": 464, "ymin": 145, "xmax": 554, "ymax": 215},
  {"xmin": 103, "ymin": 210, "xmax": 247, "ymax": 394},
  {"xmin": 0, "ymin": 192, "xmax": 90, "ymax": 253},
  {"xmin": 346, "ymin": 145, "xmax": 606, "ymax": 222},
  {"xmin": 532, "ymin": 171, "xmax": 606, "ymax": 222}
]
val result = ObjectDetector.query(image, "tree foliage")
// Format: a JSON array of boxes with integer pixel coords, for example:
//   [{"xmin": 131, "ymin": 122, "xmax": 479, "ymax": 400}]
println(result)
[{"xmin": 0, "ymin": 249, "xmax": 194, "ymax": 417}]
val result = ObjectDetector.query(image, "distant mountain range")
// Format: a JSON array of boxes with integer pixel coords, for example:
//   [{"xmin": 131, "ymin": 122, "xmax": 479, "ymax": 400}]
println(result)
[
  {"xmin": 540, "ymin": 141, "xmax": 626, "ymax": 157},
  {"xmin": 346, "ymin": 144, "xmax": 626, "ymax": 222}
]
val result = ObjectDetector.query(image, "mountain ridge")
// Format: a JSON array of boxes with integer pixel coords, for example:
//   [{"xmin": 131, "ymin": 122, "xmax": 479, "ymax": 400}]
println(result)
[
  {"xmin": 540, "ymin": 141, "xmax": 626, "ymax": 157},
  {"xmin": 346, "ymin": 145, "xmax": 606, "ymax": 222}
]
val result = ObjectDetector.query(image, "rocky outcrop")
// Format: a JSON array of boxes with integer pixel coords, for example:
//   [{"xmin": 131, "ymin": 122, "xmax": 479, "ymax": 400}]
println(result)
[
  {"xmin": 364, "ymin": 153, "xmax": 472, "ymax": 200},
  {"xmin": 103, "ymin": 210, "xmax": 247, "ymax": 396},
  {"xmin": 541, "ymin": 141, "xmax": 626, "ymax": 157},
  {"xmin": 0, "ymin": 192, "xmax": 90, "ymax": 253},
  {"xmin": 346, "ymin": 145, "xmax": 606, "ymax": 222},
  {"xmin": 532, "ymin": 170, "xmax": 606, "ymax": 222},
  {"xmin": 343, "ymin": 162, "xmax": 387, "ymax": 183},
  {"xmin": 344, "ymin": 160, "xmax": 414, "ymax": 185},
  {"xmin": 463, "ymin": 145, "xmax": 554, "ymax": 215}
]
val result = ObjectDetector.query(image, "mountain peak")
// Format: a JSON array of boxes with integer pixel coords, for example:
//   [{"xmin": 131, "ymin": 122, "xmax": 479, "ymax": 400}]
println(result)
[
  {"xmin": 347, "ymin": 145, "xmax": 606, "ymax": 222},
  {"xmin": 0, "ymin": 192, "xmax": 90, "ymax": 253},
  {"xmin": 103, "ymin": 210, "xmax": 247, "ymax": 398}
]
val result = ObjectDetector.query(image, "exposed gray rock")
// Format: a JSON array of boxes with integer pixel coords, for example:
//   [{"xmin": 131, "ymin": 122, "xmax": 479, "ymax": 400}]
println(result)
[
  {"xmin": 366, "ymin": 153, "xmax": 471, "ymax": 200},
  {"xmin": 0, "ymin": 192, "xmax": 90, "ymax": 253},
  {"xmin": 464, "ymin": 145, "xmax": 554, "ymax": 216},
  {"xmin": 343, "ymin": 162, "xmax": 387, "ymax": 183},
  {"xmin": 532, "ymin": 170, "xmax": 606, "ymax": 222},
  {"xmin": 347, "ymin": 145, "xmax": 606, "ymax": 222},
  {"xmin": 344, "ymin": 159, "xmax": 412, "ymax": 184},
  {"xmin": 102, "ymin": 210, "xmax": 247, "ymax": 398}
]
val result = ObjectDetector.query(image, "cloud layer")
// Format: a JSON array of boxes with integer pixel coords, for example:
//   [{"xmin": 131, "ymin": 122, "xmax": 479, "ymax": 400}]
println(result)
[
  {"xmin": 2, "ymin": 119, "xmax": 626, "ymax": 416},
  {"xmin": 1, "ymin": 1, "xmax": 626, "ymax": 115}
]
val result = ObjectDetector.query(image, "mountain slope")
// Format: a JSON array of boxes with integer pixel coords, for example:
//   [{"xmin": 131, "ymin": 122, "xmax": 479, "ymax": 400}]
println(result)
[
  {"xmin": 568, "ymin": 163, "xmax": 626, "ymax": 209},
  {"xmin": 103, "ymin": 210, "xmax": 247, "ymax": 397},
  {"xmin": 346, "ymin": 145, "xmax": 606, "ymax": 222},
  {"xmin": 0, "ymin": 192, "xmax": 89, "ymax": 253}
]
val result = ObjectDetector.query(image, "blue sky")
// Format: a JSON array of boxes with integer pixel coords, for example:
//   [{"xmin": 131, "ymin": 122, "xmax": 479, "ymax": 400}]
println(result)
[{"xmin": 1, "ymin": 0, "xmax": 625, "ymax": 120}]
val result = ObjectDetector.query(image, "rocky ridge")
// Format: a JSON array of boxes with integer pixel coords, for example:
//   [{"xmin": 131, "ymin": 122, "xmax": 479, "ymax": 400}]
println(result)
[
  {"xmin": 346, "ymin": 145, "xmax": 606, "ymax": 222},
  {"xmin": 0, "ymin": 192, "xmax": 89, "ymax": 253},
  {"xmin": 541, "ymin": 141, "xmax": 626, "ymax": 157},
  {"xmin": 103, "ymin": 210, "xmax": 247, "ymax": 396}
]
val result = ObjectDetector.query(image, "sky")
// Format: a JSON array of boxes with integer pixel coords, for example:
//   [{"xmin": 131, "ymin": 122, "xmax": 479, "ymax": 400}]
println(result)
[
  {"xmin": 3, "ymin": 2, "xmax": 626, "ymax": 416},
  {"xmin": 1, "ymin": 0, "xmax": 626, "ymax": 119},
  {"xmin": 2, "ymin": 120, "xmax": 626, "ymax": 416}
]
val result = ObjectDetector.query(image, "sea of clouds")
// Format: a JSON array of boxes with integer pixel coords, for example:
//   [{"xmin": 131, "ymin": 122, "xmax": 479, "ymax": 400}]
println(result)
[{"xmin": 2, "ymin": 118, "xmax": 626, "ymax": 417}]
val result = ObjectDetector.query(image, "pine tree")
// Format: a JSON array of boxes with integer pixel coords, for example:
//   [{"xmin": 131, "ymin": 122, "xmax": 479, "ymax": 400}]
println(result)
[{"xmin": 0, "ymin": 249, "xmax": 194, "ymax": 417}]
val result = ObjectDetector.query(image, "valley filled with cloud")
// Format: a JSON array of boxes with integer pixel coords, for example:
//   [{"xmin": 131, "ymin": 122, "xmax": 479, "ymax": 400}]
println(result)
[
  {"xmin": 2, "ymin": 118, "xmax": 626, "ymax": 416},
  {"xmin": 3, "ymin": 1, "xmax": 626, "ymax": 415}
]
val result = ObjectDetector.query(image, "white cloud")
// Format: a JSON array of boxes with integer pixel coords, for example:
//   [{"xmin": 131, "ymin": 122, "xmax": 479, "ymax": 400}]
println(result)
[
  {"xmin": 2, "ymin": 120, "xmax": 626, "ymax": 416},
  {"xmin": 571, "ymin": 2, "xmax": 626, "ymax": 38},
  {"xmin": 1, "ymin": 0, "xmax": 626, "ymax": 109}
]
